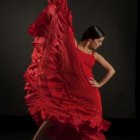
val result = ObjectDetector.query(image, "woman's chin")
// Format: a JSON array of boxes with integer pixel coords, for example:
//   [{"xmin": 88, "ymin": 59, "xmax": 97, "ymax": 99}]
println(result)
[{"xmin": 96, "ymin": 46, "xmax": 100, "ymax": 49}]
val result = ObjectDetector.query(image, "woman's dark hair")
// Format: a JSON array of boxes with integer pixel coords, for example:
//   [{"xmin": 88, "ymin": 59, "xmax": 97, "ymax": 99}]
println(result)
[{"xmin": 81, "ymin": 25, "xmax": 105, "ymax": 41}]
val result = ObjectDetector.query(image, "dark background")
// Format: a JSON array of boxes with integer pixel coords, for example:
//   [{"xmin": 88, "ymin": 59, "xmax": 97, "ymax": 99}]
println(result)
[{"xmin": 0, "ymin": 0, "xmax": 137, "ymax": 135}]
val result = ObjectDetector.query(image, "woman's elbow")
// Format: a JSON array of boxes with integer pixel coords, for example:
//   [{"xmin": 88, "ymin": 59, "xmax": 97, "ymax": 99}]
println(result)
[{"xmin": 110, "ymin": 68, "xmax": 116, "ymax": 75}]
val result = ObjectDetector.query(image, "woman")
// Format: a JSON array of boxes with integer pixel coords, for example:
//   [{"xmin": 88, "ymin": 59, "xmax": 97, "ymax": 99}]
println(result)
[
  {"xmin": 23, "ymin": 1, "xmax": 116, "ymax": 140},
  {"xmin": 76, "ymin": 25, "xmax": 116, "ymax": 88}
]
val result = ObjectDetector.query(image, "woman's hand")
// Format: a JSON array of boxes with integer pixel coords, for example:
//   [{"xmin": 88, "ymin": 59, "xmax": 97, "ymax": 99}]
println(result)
[{"xmin": 89, "ymin": 77, "xmax": 102, "ymax": 88}]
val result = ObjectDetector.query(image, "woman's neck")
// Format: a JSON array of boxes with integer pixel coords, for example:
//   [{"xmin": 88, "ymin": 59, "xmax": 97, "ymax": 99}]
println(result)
[{"xmin": 78, "ymin": 41, "xmax": 93, "ymax": 54}]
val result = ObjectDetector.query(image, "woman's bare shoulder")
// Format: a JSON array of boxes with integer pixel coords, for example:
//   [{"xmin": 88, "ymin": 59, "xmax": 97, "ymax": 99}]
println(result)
[{"xmin": 93, "ymin": 51, "xmax": 102, "ymax": 60}]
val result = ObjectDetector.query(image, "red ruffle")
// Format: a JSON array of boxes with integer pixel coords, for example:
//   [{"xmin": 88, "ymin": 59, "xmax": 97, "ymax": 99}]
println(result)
[{"xmin": 23, "ymin": 0, "xmax": 111, "ymax": 139}]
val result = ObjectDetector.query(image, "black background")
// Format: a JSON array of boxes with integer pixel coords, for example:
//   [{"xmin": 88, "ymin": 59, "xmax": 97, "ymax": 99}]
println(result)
[{"xmin": 0, "ymin": 0, "xmax": 138, "ymax": 136}]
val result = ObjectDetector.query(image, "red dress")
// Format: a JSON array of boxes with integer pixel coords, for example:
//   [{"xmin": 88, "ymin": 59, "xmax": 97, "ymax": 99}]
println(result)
[{"xmin": 23, "ymin": 0, "xmax": 111, "ymax": 140}]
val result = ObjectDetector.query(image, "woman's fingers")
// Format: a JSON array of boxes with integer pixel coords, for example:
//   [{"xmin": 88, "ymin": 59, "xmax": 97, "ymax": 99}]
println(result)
[
  {"xmin": 89, "ymin": 77, "xmax": 100, "ymax": 87},
  {"xmin": 89, "ymin": 77, "xmax": 96, "ymax": 83},
  {"xmin": 89, "ymin": 78, "xmax": 96, "ymax": 86},
  {"xmin": 89, "ymin": 77, "xmax": 94, "ymax": 80}
]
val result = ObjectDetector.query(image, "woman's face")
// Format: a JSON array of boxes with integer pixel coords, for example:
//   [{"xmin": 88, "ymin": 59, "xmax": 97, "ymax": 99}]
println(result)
[{"xmin": 90, "ymin": 37, "xmax": 105, "ymax": 50}]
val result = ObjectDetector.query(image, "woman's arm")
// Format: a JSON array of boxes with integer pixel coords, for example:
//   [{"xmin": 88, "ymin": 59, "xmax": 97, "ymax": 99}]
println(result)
[
  {"xmin": 89, "ymin": 51, "xmax": 116, "ymax": 88},
  {"xmin": 74, "ymin": 38, "xmax": 78, "ymax": 47}
]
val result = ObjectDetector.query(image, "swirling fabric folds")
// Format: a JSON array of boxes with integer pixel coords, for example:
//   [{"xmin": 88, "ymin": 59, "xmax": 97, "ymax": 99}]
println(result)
[{"xmin": 23, "ymin": 0, "xmax": 111, "ymax": 139}]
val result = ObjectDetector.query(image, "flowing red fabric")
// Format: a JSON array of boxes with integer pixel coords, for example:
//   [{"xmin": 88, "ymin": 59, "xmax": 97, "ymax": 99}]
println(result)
[{"xmin": 23, "ymin": 0, "xmax": 111, "ymax": 139}]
